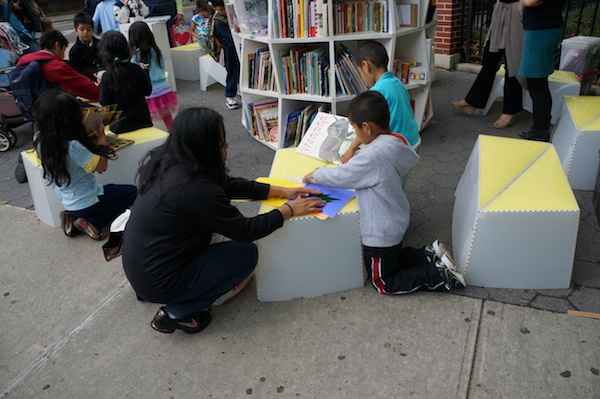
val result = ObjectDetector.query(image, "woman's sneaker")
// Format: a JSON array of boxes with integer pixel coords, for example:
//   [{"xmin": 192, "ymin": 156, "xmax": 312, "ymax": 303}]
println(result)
[
  {"xmin": 151, "ymin": 306, "xmax": 211, "ymax": 334},
  {"xmin": 73, "ymin": 217, "xmax": 105, "ymax": 240},
  {"xmin": 435, "ymin": 254, "xmax": 466, "ymax": 289},
  {"xmin": 60, "ymin": 211, "xmax": 80, "ymax": 237}
]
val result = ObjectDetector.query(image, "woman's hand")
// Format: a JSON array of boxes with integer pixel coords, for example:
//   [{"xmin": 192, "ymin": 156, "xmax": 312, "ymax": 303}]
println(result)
[
  {"xmin": 268, "ymin": 185, "xmax": 321, "ymax": 199},
  {"xmin": 278, "ymin": 196, "xmax": 325, "ymax": 219}
]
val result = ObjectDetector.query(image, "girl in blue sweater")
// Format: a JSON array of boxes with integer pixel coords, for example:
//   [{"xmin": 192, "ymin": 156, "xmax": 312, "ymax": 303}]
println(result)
[{"xmin": 129, "ymin": 21, "xmax": 179, "ymax": 132}]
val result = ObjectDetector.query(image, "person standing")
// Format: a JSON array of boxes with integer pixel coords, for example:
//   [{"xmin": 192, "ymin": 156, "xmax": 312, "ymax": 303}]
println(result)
[
  {"xmin": 145, "ymin": 0, "xmax": 184, "ymax": 47},
  {"xmin": 518, "ymin": 0, "xmax": 566, "ymax": 142},
  {"xmin": 451, "ymin": 0, "xmax": 524, "ymax": 129}
]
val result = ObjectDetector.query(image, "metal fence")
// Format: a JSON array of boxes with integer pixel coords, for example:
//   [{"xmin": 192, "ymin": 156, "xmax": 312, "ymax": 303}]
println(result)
[{"xmin": 463, "ymin": 0, "xmax": 600, "ymax": 63}]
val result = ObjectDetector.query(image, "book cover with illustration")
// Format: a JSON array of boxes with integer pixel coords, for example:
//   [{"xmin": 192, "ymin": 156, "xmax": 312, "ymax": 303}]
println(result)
[
  {"xmin": 295, "ymin": 111, "xmax": 356, "ymax": 164},
  {"xmin": 255, "ymin": 177, "xmax": 355, "ymax": 219}
]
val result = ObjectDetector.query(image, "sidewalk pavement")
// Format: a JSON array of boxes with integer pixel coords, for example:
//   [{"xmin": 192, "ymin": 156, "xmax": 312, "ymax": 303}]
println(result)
[{"xmin": 1, "ymin": 69, "xmax": 599, "ymax": 398}]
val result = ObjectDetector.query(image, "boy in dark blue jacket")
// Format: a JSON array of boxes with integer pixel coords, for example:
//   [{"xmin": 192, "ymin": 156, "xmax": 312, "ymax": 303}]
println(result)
[{"xmin": 69, "ymin": 13, "xmax": 102, "ymax": 81}]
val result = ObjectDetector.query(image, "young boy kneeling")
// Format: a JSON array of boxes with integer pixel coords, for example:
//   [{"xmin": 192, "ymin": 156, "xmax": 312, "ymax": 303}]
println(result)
[{"xmin": 304, "ymin": 91, "xmax": 466, "ymax": 294}]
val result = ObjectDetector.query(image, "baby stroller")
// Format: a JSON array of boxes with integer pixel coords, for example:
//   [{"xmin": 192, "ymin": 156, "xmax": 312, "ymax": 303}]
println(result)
[{"xmin": 0, "ymin": 66, "xmax": 28, "ymax": 152}]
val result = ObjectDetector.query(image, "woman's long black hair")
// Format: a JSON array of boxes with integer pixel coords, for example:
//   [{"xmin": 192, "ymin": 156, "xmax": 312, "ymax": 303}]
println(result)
[
  {"xmin": 33, "ymin": 90, "xmax": 113, "ymax": 187},
  {"xmin": 128, "ymin": 21, "xmax": 163, "ymax": 67},
  {"xmin": 98, "ymin": 31, "xmax": 136, "ymax": 97},
  {"xmin": 137, "ymin": 107, "xmax": 227, "ymax": 194}
]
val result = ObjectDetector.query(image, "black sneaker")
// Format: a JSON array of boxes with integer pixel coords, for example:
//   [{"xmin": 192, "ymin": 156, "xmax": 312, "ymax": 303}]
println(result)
[
  {"xmin": 519, "ymin": 129, "xmax": 550, "ymax": 142},
  {"xmin": 151, "ymin": 306, "xmax": 211, "ymax": 334}
]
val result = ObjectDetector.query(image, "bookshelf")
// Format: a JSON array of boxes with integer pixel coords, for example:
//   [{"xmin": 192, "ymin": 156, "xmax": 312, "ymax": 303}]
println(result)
[{"xmin": 230, "ymin": 0, "xmax": 437, "ymax": 149}]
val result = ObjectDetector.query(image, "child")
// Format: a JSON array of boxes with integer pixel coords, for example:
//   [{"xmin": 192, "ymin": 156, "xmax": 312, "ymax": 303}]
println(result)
[
  {"xmin": 116, "ymin": 0, "xmax": 149, "ymax": 23},
  {"xmin": 69, "ymin": 13, "xmax": 103, "ymax": 81},
  {"xmin": 128, "ymin": 21, "xmax": 178, "ymax": 132},
  {"xmin": 210, "ymin": 0, "xmax": 240, "ymax": 109},
  {"xmin": 304, "ymin": 91, "xmax": 466, "ymax": 294},
  {"xmin": 17, "ymin": 29, "xmax": 100, "ymax": 101},
  {"xmin": 92, "ymin": 0, "xmax": 120, "ymax": 34},
  {"xmin": 98, "ymin": 30, "xmax": 153, "ymax": 133},
  {"xmin": 33, "ymin": 90, "xmax": 137, "ymax": 240},
  {"xmin": 340, "ymin": 41, "xmax": 420, "ymax": 163},
  {"xmin": 190, "ymin": 0, "xmax": 212, "ymax": 52}
]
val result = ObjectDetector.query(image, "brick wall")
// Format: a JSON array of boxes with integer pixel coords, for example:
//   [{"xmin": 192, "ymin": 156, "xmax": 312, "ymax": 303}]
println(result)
[{"xmin": 434, "ymin": 0, "xmax": 469, "ymax": 57}]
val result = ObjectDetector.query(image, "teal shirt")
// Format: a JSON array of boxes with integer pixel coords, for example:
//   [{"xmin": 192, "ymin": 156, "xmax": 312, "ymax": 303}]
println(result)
[
  {"xmin": 371, "ymin": 71, "xmax": 420, "ymax": 147},
  {"xmin": 131, "ymin": 48, "xmax": 168, "ymax": 96}
]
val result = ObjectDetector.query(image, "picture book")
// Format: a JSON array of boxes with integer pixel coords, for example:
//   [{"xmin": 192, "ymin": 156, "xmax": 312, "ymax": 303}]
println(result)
[
  {"xmin": 296, "ymin": 111, "xmax": 356, "ymax": 164},
  {"xmin": 304, "ymin": 182, "xmax": 355, "ymax": 219},
  {"xmin": 82, "ymin": 105, "xmax": 122, "ymax": 135},
  {"xmin": 254, "ymin": 177, "xmax": 355, "ymax": 219}
]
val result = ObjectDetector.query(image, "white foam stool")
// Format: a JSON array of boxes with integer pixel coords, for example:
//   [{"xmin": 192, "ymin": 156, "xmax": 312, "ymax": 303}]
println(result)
[
  {"xmin": 22, "ymin": 127, "xmax": 168, "ymax": 228},
  {"xmin": 255, "ymin": 148, "xmax": 364, "ymax": 301},
  {"xmin": 452, "ymin": 135, "xmax": 579, "ymax": 289},
  {"xmin": 170, "ymin": 42, "xmax": 205, "ymax": 81},
  {"xmin": 552, "ymin": 96, "xmax": 600, "ymax": 190},
  {"xmin": 478, "ymin": 68, "xmax": 580, "ymax": 125},
  {"xmin": 199, "ymin": 54, "xmax": 227, "ymax": 91}
]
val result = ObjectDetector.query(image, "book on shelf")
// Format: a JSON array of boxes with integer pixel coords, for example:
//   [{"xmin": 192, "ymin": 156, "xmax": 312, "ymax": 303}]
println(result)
[
  {"xmin": 335, "ymin": 43, "xmax": 368, "ymax": 95},
  {"xmin": 280, "ymin": 46, "xmax": 329, "ymax": 96},
  {"xmin": 296, "ymin": 111, "xmax": 356, "ymax": 164},
  {"xmin": 275, "ymin": 0, "xmax": 327, "ymax": 38},
  {"xmin": 333, "ymin": 0, "xmax": 389, "ymax": 35},
  {"xmin": 251, "ymin": 100, "xmax": 279, "ymax": 142},
  {"xmin": 282, "ymin": 107, "xmax": 304, "ymax": 147}
]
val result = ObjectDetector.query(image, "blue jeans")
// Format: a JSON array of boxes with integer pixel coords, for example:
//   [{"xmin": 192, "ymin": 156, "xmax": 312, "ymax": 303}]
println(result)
[
  {"xmin": 164, "ymin": 241, "xmax": 257, "ymax": 319},
  {"xmin": 69, "ymin": 184, "xmax": 137, "ymax": 230}
]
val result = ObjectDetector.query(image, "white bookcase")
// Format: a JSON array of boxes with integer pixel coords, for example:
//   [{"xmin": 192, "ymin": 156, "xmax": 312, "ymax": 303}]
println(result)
[{"xmin": 231, "ymin": 0, "xmax": 436, "ymax": 150}]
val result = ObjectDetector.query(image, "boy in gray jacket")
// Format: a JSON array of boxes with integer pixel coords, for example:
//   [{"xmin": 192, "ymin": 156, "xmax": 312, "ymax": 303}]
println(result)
[{"xmin": 304, "ymin": 91, "xmax": 465, "ymax": 294}]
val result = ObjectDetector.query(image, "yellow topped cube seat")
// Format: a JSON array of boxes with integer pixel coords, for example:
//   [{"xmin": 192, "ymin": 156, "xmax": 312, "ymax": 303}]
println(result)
[
  {"xmin": 452, "ymin": 135, "xmax": 580, "ymax": 289},
  {"xmin": 255, "ymin": 148, "xmax": 364, "ymax": 301}
]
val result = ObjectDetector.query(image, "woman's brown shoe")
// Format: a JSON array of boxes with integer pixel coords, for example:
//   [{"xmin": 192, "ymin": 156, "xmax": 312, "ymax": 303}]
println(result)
[
  {"xmin": 450, "ymin": 101, "xmax": 476, "ymax": 116},
  {"xmin": 493, "ymin": 116, "xmax": 515, "ymax": 129}
]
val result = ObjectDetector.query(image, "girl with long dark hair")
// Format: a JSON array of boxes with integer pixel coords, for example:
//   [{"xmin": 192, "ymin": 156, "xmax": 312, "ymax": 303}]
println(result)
[
  {"xmin": 33, "ymin": 90, "xmax": 137, "ymax": 239},
  {"xmin": 98, "ymin": 30, "xmax": 152, "ymax": 133},
  {"xmin": 122, "ymin": 107, "xmax": 324, "ymax": 334},
  {"xmin": 128, "ymin": 21, "xmax": 178, "ymax": 132}
]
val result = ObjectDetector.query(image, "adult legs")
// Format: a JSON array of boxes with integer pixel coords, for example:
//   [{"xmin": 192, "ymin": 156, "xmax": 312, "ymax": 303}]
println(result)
[
  {"xmin": 463, "ymin": 42, "xmax": 504, "ymax": 109},
  {"xmin": 493, "ymin": 63, "xmax": 523, "ymax": 128},
  {"xmin": 519, "ymin": 77, "xmax": 551, "ymax": 141},
  {"xmin": 164, "ymin": 241, "xmax": 258, "ymax": 319},
  {"xmin": 527, "ymin": 77, "xmax": 552, "ymax": 130}
]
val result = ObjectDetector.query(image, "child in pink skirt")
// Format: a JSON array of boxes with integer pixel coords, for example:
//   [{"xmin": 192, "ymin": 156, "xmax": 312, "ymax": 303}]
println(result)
[{"xmin": 128, "ymin": 21, "xmax": 178, "ymax": 132}]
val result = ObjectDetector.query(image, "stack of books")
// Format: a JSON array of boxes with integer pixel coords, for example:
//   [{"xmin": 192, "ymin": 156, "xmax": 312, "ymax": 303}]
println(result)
[{"xmin": 280, "ymin": 46, "xmax": 329, "ymax": 96}]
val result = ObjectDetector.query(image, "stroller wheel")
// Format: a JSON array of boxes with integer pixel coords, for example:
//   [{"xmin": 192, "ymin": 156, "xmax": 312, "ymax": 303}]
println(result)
[
  {"xmin": 0, "ymin": 131, "xmax": 10, "ymax": 152},
  {"xmin": 7, "ymin": 129, "xmax": 16, "ymax": 146}
]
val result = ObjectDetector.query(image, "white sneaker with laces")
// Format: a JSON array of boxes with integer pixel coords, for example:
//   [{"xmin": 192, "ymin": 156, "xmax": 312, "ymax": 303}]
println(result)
[{"xmin": 226, "ymin": 97, "xmax": 239, "ymax": 109}]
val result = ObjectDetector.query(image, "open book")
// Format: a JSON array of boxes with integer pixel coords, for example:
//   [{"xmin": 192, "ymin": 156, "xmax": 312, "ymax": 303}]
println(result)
[
  {"xmin": 295, "ymin": 111, "xmax": 356, "ymax": 164},
  {"xmin": 82, "ymin": 105, "xmax": 133, "ymax": 152}
]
